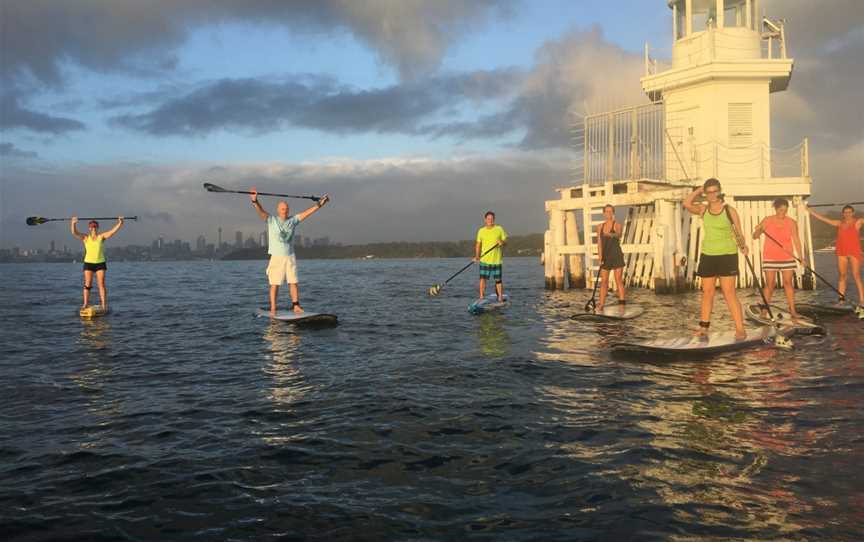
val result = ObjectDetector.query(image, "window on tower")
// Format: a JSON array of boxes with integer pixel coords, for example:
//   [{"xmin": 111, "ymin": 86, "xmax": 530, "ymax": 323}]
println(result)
[
  {"xmin": 674, "ymin": 0, "xmax": 686, "ymax": 39},
  {"xmin": 692, "ymin": 0, "xmax": 717, "ymax": 32},
  {"xmin": 723, "ymin": 0, "xmax": 746, "ymax": 28}
]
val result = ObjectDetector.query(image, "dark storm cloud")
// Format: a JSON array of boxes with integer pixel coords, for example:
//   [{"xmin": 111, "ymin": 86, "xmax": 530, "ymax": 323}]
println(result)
[
  {"xmin": 1, "ymin": 0, "xmax": 511, "ymax": 137},
  {"xmin": 0, "ymin": 92, "xmax": 86, "ymax": 134},
  {"xmin": 0, "ymin": 142, "xmax": 38, "ymax": 158},
  {"xmin": 111, "ymin": 69, "xmax": 523, "ymax": 137},
  {"xmin": 1, "ymin": 0, "xmax": 513, "ymax": 86}
]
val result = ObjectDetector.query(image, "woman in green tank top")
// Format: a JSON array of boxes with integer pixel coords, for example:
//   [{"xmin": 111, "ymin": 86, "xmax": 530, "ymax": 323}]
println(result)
[
  {"xmin": 683, "ymin": 178, "xmax": 749, "ymax": 340},
  {"xmin": 71, "ymin": 216, "xmax": 125, "ymax": 310}
]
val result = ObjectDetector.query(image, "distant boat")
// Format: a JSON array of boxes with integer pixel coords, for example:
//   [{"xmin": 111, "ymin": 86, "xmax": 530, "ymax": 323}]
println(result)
[
  {"xmin": 815, "ymin": 245, "xmax": 835, "ymax": 253},
  {"xmin": 364, "ymin": 255, "xmax": 375, "ymax": 259}
]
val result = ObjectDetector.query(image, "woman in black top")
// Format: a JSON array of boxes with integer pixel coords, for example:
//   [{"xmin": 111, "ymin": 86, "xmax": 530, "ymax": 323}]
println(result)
[{"xmin": 596, "ymin": 204, "xmax": 626, "ymax": 311}]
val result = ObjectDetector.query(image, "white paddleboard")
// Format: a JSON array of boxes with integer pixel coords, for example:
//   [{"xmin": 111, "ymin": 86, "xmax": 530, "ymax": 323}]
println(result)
[
  {"xmin": 469, "ymin": 294, "xmax": 509, "ymax": 315},
  {"xmin": 744, "ymin": 304, "xmax": 824, "ymax": 335},
  {"xmin": 256, "ymin": 308, "xmax": 338, "ymax": 326},
  {"xmin": 611, "ymin": 326, "xmax": 777, "ymax": 356},
  {"xmin": 571, "ymin": 303, "xmax": 645, "ymax": 321}
]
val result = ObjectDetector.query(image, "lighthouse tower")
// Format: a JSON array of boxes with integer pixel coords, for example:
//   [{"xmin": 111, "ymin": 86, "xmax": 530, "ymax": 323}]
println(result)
[
  {"xmin": 642, "ymin": 0, "xmax": 795, "ymax": 185},
  {"xmin": 542, "ymin": 0, "xmax": 815, "ymax": 291}
]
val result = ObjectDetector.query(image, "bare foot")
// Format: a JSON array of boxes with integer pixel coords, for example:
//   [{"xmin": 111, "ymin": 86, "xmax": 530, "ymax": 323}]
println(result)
[
  {"xmin": 735, "ymin": 329, "xmax": 747, "ymax": 341},
  {"xmin": 596, "ymin": 304, "xmax": 604, "ymax": 312},
  {"xmin": 293, "ymin": 304, "xmax": 304, "ymax": 314},
  {"xmin": 269, "ymin": 306, "xmax": 277, "ymax": 316}
]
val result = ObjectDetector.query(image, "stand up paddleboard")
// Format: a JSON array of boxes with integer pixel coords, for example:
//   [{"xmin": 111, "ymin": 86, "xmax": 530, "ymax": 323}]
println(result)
[
  {"xmin": 797, "ymin": 302, "xmax": 863, "ymax": 319},
  {"xmin": 744, "ymin": 304, "xmax": 824, "ymax": 335},
  {"xmin": 256, "ymin": 308, "xmax": 338, "ymax": 326},
  {"xmin": 79, "ymin": 306, "xmax": 108, "ymax": 319},
  {"xmin": 611, "ymin": 326, "xmax": 779, "ymax": 357},
  {"xmin": 469, "ymin": 294, "xmax": 509, "ymax": 315},
  {"xmin": 571, "ymin": 303, "xmax": 645, "ymax": 321}
]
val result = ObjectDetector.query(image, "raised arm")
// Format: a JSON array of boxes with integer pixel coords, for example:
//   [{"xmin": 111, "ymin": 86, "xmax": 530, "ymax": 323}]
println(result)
[
  {"xmin": 683, "ymin": 186, "xmax": 705, "ymax": 216},
  {"xmin": 296, "ymin": 194, "xmax": 330, "ymax": 223},
  {"xmin": 70, "ymin": 216, "xmax": 85, "ymax": 241},
  {"xmin": 250, "ymin": 187, "xmax": 269, "ymax": 221},
  {"xmin": 807, "ymin": 206, "xmax": 840, "ymax": 227},
  {"xmin": 726, "ymin": 206, "xmax": 749, "ymax": 256},
  {"xmin": 101, "ymin": 216, "xmax": 125, "ymax": 240}
]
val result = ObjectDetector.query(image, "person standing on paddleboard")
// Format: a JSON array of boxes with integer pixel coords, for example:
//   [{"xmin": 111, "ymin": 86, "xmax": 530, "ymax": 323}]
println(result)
[
  {"xmin": 596, "ymin": 204, "xmax": 626, "ymax": 311},
  {"xmin": 684, "ymin": 178, "xmax": 749, "ymax": 340},
  {"xmin": 474, "ymin": 211, "xmax": 507, "ymax": 302},
  {"xmin": 753, "ymin": 198, "xmax": 805, "ymax": 319},
  {"xmin": 807, "ymin": 204, "xmax": 864, "ymax": 306},
  {"xmin": 70, "ymin": 216, "xmax": 125, "ymax": 311},
  {"xmin": 250, "ymin": 188, "xmax": 331, "ymax": 315}
]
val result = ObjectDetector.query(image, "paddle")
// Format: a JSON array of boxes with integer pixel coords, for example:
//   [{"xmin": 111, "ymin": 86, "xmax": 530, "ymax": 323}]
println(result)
[
  {"xmin": 807, "ymin": 201, "xmax": 864, "ymax": 208},
  {"xmin": 760, "ymin": 230, "xmax": 842, "ymax": 297},
  {"xmin": 428, "ymin": 244, "xmax": 500, "ymax": 296},
  {"xmin": 27, "ymin": 216, "xmax": 138, "ymax": 226},
  {"xmin": 203, "ymin": 182, "xmax": 321, "ymax": 202},
  {"xmin": 761, "ymin": 230, "xmax": 864, "ymax": 319},
  {"xmin": 743, "ymin": 253, "xmax": 793, "ymax": 349},
  {"xmin": 584, "ymin": 234, "xmax": 609, "ymax": 312}
]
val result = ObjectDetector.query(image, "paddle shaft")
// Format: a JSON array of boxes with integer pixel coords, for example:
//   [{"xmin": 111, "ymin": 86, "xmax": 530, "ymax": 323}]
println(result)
[
  {"xmin": 440, "ymin": 244, "xmax": 500, "ymax": 287},
  {"xmin": 585, "ymin": 233, "xmax": 610, "ymax": 310},
  {"xmin": 206, "ymin": 184, "xmax": 320, "ymax": 202},
  {"xmin": 32, "ymin": 216, "xmax": 137, "ymax": 224},
  {"xmin": 761, "ymin": 230, "xmax": 844, "ymax": 297},
  {"xmin": 744, "ymin": 253, "xmax": 777, "ymax": 321},
  {"xmin": 807, "ymin": 201, "xmax": 864, "ymax": 208}
]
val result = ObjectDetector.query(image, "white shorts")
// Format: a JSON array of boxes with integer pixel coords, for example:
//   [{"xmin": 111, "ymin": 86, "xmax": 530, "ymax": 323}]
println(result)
[{"xmin": 266, "ymin": 255, "xmax": 298, "ymax": 285}]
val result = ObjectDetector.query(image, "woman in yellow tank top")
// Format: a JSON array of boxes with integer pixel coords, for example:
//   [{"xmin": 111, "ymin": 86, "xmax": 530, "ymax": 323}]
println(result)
[{"xmin": 71, "ymin": 216, "xmax": 125, "ymax": 310}]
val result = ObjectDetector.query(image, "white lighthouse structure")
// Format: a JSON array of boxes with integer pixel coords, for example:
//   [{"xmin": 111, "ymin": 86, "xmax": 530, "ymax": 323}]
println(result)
[{"xmin": 543, "ymin": 0, "xmax": 814, "ymax": 292}]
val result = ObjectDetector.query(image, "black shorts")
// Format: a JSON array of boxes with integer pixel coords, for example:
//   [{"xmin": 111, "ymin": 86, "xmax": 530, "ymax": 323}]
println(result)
[
  {"xmin": 83, "ymin": 262, "xmax": 107, "ymax": 272},
  {"xmin": 696, "ymin": 253, "xmax": 738, "ymax": 277}
]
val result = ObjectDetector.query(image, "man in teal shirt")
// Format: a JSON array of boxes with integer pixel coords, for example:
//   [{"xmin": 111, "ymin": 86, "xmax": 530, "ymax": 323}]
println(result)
[
  {"xmin": 474, "ymin": 211, "xmax": 508, "ymax": 302},
  {"xmin": 250, "ymin": 187, "xmax": 331, "ymax": 314}
]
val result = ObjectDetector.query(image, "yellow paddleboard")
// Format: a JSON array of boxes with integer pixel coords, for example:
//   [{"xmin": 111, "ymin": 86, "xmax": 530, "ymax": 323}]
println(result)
[{"xmin": 79, "ymin": 306, "xmax": 109, "ymax": 318}]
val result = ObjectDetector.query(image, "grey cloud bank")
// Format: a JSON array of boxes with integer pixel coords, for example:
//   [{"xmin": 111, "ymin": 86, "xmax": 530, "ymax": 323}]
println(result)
[{"xmin": 1, "ymin": 152, "xmax": 569, "ymax": 250}]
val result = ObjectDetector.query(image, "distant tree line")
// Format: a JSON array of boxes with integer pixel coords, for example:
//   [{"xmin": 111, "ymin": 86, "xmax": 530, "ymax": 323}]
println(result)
[{"xmin": 222, "ymin": 233, "xmax": 544, "ymax": 260}]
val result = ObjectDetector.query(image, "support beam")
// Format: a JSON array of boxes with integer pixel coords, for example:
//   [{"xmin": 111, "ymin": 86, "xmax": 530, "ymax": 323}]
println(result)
[{"xmin": 564, "ymin": 211, "xmax": 585, "ymax": 288}]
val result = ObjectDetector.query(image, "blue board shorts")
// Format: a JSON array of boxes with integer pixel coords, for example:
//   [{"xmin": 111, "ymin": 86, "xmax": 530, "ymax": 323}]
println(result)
[{"xmin": 479, "ymin": 263, "xmax": 502, "ymax": 281}]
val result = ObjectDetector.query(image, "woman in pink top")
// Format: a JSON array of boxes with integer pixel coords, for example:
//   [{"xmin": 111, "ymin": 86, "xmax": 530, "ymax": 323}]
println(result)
[
  {"xmin": 808, "ymin": 204, "xmax": 864, "ymax": 305},
  {"xmin": 753, "ymin": 198, "xmax": 804, "ymax": 318}
]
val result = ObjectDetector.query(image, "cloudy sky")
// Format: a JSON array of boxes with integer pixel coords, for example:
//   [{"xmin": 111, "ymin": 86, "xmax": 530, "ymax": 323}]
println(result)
[{"xmin": 1, "ymin": 0, "xmax": 862, "ymax": 249}]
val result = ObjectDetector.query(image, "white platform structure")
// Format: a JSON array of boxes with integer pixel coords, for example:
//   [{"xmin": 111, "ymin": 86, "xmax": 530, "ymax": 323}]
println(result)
[{"xmin": 543, "ymin": 0, "xmax": 815, "ymax": 292}]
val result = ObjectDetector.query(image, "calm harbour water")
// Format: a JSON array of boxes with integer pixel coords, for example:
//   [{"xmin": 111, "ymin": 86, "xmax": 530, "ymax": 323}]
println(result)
[{"xmin": 1, "ymin": 254, "xmax": 863, "ymax": 541}]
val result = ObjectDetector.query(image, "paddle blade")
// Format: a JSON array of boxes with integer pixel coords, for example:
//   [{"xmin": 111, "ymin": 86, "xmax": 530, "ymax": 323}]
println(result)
[
  {"xmin": 428, "ymin": 284, "xmax": 442, "ymax": 296},
  {"xmin": 26, "ymin": 216, "xmax": 46, "ymax": 226},
  {"xmin": 203, "ymin": 182, "xmax": 226, "ymax": 193},
  {"xmin": 584, "ymin": 299, "xmax": 595, "ymax": 313}
]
